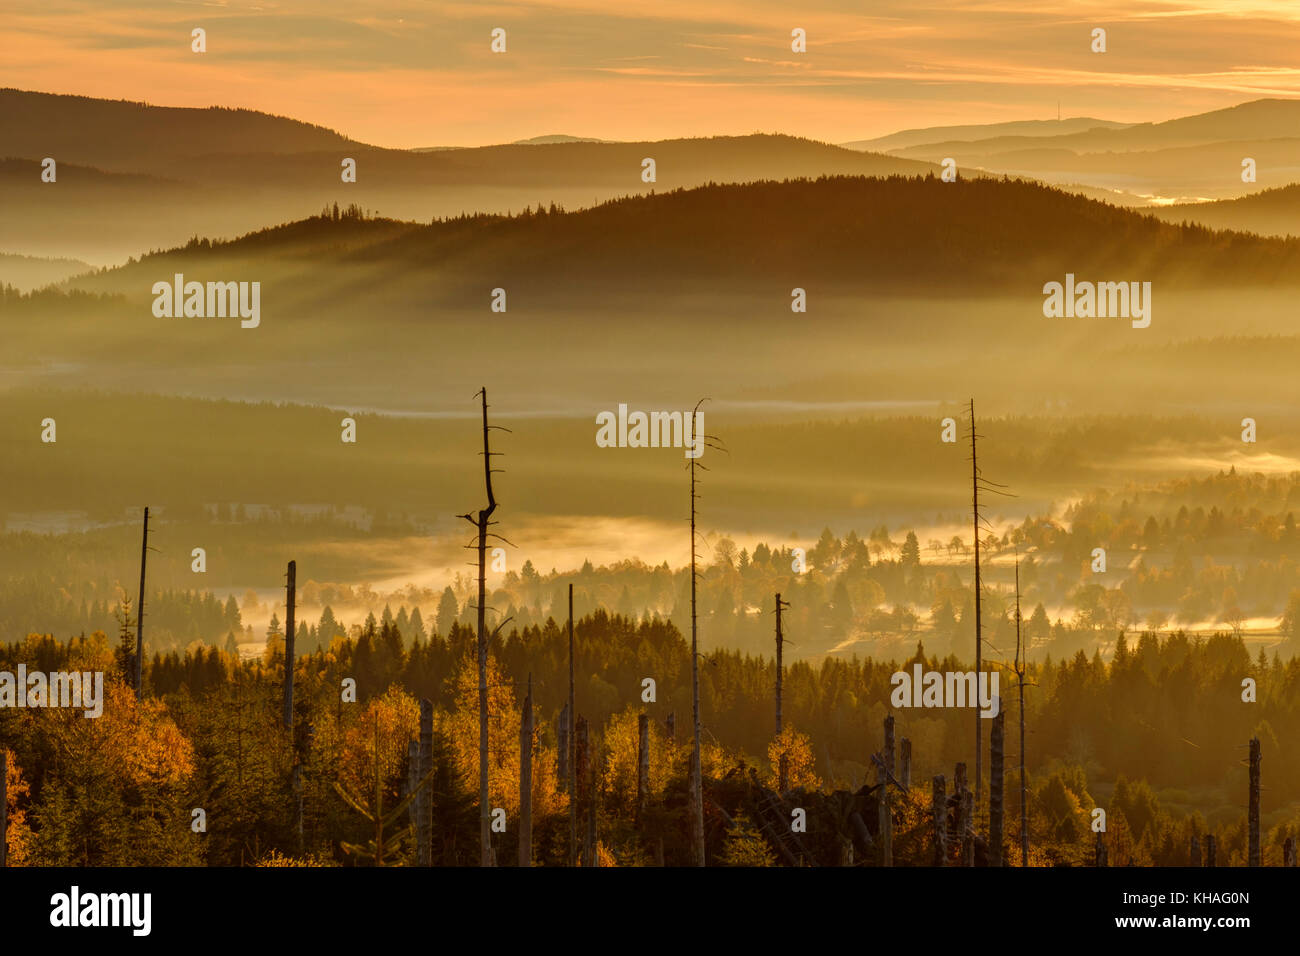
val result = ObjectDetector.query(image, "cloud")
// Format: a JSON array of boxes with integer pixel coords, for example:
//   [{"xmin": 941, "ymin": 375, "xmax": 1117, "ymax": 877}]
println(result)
[{"xmin": 6, "ymin": 0, "xmax": 1300, "ymax": 145}]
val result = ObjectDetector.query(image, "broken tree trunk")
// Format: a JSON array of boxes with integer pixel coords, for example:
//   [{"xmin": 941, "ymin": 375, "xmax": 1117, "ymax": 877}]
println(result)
[
  {"xmin": 567, "ymin": 583, "xmax": 577, "ymax": 867},
  {"xmin": 900, "ymin": 738, "xmax": 912, "ymax": 789},
  {"xmin": 459, "ymin": 386, "xmax": 500, "ymax": 868},
  {"xmin": 932, "ymin": 774, "xmax": 947, "ymax": 866},
  {"xmin": 519, "ymin": 676, "xmax": 533, "ymax": 867},
  {"xmin": 884, "ymin": 715, "xmax": 895, "ymax": 775},
  {"xmin": 969, "ymin": 399, "xmax": 982, "ymax": 806},
  {"xmin": 1206, "ymin": 834, "xmax": 1217, "ymax": 867},
  {"xmin": 688, "ymin": 405, "xmax": 706, "ymax": 868},
  {"xmin": 1248, "ymin": 737, "xmax": 1261, "ymax": 867},
  {"xmin": 557, "ymin": 703, "xmax": 570, "ymax": 787},
  {"xmin": 1095, "ymin": 831, "xmax": 1107, "ymax": 867},
  {"xmin": 989, "ymin": 708, "xmax": 1005, "ymax": 867},
  {"xmin": 665, "ymin": 711, "xmax": 675, "ymax": 743},
  {"xmin": 1189, "ymin": 835, "xmax": 1201, "ymax": 867},
  {"xmin": 135, "ymin": 506, "xmax": 149, "ymax": 699},
  {"xmin": 283, "ymin": 560, "xmax": 295, "ymax": 730},
  {"xmin": 775, "ymin": 593, "xmax": 788, "ymax": 735},
  {"xmin": 877, "ymin": 760, "xmax": 892, "ymax": 867}
]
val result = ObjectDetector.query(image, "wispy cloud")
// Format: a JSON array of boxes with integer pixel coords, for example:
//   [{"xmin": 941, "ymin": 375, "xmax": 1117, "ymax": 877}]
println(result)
[{"xmin": 6, "ymin": 0, "xmax": 1300, "ymax": 145}]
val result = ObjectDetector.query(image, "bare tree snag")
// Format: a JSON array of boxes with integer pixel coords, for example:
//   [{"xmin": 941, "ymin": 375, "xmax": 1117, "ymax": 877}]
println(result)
[
  {"xmin": 457, "ymin": 387, "xmax": 504, "ymax": 867},
  {"xmin": 568, "ymin": 583, "xmax": 577, "ymax": 867},
  {"xmin": 774, "ymin": 593, "xmax": 789, "ymax": 735},
  {"xmin": 135, "ymin": 506, "xmax": 149, "ymax": 698},
  {"xmin": 968, "ymin": 401, "xmax": 982, "ymax": 806},
  {"xmin": 884, "ymin": 715, "xmax": 896, "ymax": 775},
  {"xmin": 990, "ymin": 708, "xmax": 1005, "ymax": 867},
  {"xmin": 878, "ymin": 760, "xmax": 892, "ymax": 867},
  {"xmin": 283, "ymin": 560, "xmax": 295, "ymax": 730},
  {"xmin": 900, "ymin": 738, "xmax": 912, "ymax": 790}
]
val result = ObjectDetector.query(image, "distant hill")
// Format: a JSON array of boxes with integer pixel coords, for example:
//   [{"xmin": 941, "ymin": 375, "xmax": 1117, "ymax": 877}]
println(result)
[
  {"xmin": 844, "ymin": 116, "xmax": 1128, "ymax": 152},
  {"xmin": 0, "ymin": 86, "xmax": 944, "ymax": 263},
  {"xmin": 863, "ymin": 99, "xmax": 1300, "ymax": 202},
  {"xmin": 8, "ymin": 175, "xmax": 1300, "ymax": 420},
  {"xmin": 0, "ymin": 89, "xmax": 367, "ymax": 171},
  {"xmin": 877, "ymin": 99, "xmax": 1300, "ymax": 158},
  {"xmin": 1150, "ymin": 184, "xmax": 1300, "ymax": 238},
  {"xmin": 64, "ymin": 175, "xmax": 1300, "ymax": 302},
  {"xmin": 511, "ymin": 134, "xmax": 612, "ymax": 145},
  {"xmin": 0, "ymin": 251, "xmax": 92, "ymax": 292}
]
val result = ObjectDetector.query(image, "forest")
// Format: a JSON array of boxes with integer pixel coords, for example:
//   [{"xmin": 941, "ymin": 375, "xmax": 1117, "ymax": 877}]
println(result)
[{"xmin": 1, "ymin": 604, "xmax": 1295, "ymax": 867}]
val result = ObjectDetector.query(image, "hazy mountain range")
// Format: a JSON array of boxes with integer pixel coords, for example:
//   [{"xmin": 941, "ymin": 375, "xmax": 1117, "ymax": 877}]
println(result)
[{"xmin": 5, "ymin": 89, "xmax": 1299, "ymax": 277}]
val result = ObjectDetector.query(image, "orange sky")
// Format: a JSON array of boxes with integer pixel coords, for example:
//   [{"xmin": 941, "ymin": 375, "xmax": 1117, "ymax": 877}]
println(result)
[{"xmin": 7, "ymin": 0, "xmax": 1300, "ymax": 146}]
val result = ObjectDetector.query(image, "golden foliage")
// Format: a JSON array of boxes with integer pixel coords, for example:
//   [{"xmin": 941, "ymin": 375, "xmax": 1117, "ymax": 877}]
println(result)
[
  {"xmin": 2, "ymin": 748, "xmax": 34, "ymax": 866},
  {"xmin": 443, "ymin": 651, "xmax": 522, "ymax": 815},
  {"xmin": 765, "ymin": 725, "xmax": 821, "ymax": 791},
  {"xmin": 338, "ymin": 686, "xmax": 419, "ymax": 808}
]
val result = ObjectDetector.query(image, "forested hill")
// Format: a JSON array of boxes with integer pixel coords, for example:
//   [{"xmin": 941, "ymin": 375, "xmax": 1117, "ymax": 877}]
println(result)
[{"xmin": 62, "ymin": 175, "xmax": 1300, "ymax": 301}]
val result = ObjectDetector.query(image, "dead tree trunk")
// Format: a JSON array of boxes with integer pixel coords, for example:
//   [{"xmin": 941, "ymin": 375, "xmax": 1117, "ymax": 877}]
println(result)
[
  {"xmin": 637, "ymin": 712, "xmax": 649, "ymax": 825},
  {"xmin": 417, "ymin": 700, "xmax": 433, "ymax": 866},
  {"xmin": 878, "ymin": 761, "xmax": 892, "ymax": 867},
  {"xmin": 774, "ymin": 593, "xmax": 789, "ymax": 736},
  {"xmin": 1205, "ymin": 834, "xmax": 1217, "ymax": 867},
  {"xmin": 519, "ymin": 675, "xmax": 533, "ymax": 867},
  {"xmin": 900, "ymin": 738, "xmax": 912, "ymax": 789},
  {"xmin": 459, "ymin": 387, "xmax": 501, "ymax": 868},
  {"xmin": 1248, "ymin": 737, "xmax": 1261, "ymax": 867},
  {"xmin": 884, "ymin": 715, "xmax": 895, "ymax": 775},
  {"xmin": 665, "ymin": 712, "xmax": 675, "ymax": 743},
  {"xmin": 688, "ymin": 400, "xmax": 707, "ymax": 867},
  {"xmin": 686, "ymin": 403, "xmax": 707, "ymax": 868},
  {"xmin": 567, "ymin": 583, "xmax": 577, "ymax": 867},
  {"xmin": 283, "ymin": 560, "xmax": 295, "ymax": 730},
  {"xmin": 968, "ymin": 400, "xmax": 982, "ymax": 806},
  {"xmin": 1094, "ymin": 831, "xmax": 1107, "ymax": 867},
  {"xmin": 1015, "ymin": 559, "xmax": 1030, "ymax": 868},
  {"xmin": 1189, "ymin": 834, "xmax": 1201, "ymax": 867},
  {"xmin": 989, "ymin": 708, "xmax": 1005, "ymax": 867},
  {"xmin": 932, "ymin": 774, "xmax": 947, "ymax": 866},
  {"xmin": 557, "ymin": 703, "xmax": 570, "ymax": 786},
  {"xmin": 135, "ymin": 506, "xmax": 149, "ymax": 698}
]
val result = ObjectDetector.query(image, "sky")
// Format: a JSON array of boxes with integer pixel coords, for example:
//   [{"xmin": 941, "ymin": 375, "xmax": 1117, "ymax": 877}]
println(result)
[{"xmin": 7, "ymin": 0, "xmax": 1300, "ymax": 147}]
